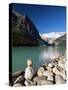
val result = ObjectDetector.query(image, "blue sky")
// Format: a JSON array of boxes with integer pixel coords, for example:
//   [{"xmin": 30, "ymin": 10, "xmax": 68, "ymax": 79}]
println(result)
[{"xmin": 12, "ymin": 3, "xmax": 66, "ymax": 33}]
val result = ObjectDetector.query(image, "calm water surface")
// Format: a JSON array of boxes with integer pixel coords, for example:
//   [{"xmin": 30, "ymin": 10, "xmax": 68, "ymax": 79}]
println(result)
[{"xmin": 12, "ymin": 45, "xmax": 65, "ymax": 72}]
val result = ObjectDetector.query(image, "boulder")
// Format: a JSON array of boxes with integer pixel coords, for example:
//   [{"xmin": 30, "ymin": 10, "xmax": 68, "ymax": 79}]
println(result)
[
  {"xmin": 33, "ymin": 76, "xmax": 53, "ymax": 85},
  {"xmin": 24, "ymin": 80, "xmax": 30, "ymax": 86},
  {"xmin": 37, "ymin": 67, "xmax": 45, "ymax": 76},
  {"xmin": 37, "ymin": 80, "xmax": 53, "ymax": 85},
  {"xmin": 46, "ymin": 66, "xmax": 53, "ymax": 72},
  {"xmin": 43, "ymin": 71, "xmax": 53, "ymax": 81},
  {"xmin": 58, "ymin": 60, "xmax": 66, "ymax": 69},
  {"xmin": 53, "ymin": 67, "xmax": 60, "ymax": 75},
  {"xmin": 55, "ymin": 75, "xmax": 66, "ymax": 84},
  {"xmin": 53, "ymin": 66, "xmax": 66, "ymax": 80},
  {"xmin": 13, "ymin": 83, "xmax": 23, "ymax": 87},
  {"xmin": 24, "ymin": 80, "xmax": 36, "ymax": 86},
  {"xmin": 48, "ymin": 63, "xmax": 55, "ymax": 68},
  {"xmin": 33, "ymin": 76, "xmax": 47, "ymax": 83},
  {"xmin": 25, "ymin": 66, "xmax": 34, "ymax": 80},
  {"xmin": 14, "ymin": 75, "xmax": 25, "ymax": 85},
  {"xmin": 59, "ymin": 70, "xmax": 66, "ymax": 80}
]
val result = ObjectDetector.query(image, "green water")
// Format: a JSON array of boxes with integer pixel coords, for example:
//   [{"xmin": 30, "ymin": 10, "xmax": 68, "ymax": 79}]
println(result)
[{"xmin": 12, "ymin": 45, "xmax": 66, "ymax": 72}]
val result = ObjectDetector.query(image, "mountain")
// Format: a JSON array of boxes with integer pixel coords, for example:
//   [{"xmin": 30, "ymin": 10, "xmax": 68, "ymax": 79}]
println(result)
[
  {"xmin": 40, "ymin": 32, "xmax": 65, "ymax": 40},
  {"xmin": 40, "ymin": 32, "xmax": 66, "ymax": 45},
  {"xmin": 54, "ymin": 34, "xmax": 66, "ymax": 45},
  {"xmin": 12, "ymin": 10, "xmax": 54, "ymax": 46},
  {"xmin": 12, "ymin": 10, "xmax": 41, "ymax": 46}
]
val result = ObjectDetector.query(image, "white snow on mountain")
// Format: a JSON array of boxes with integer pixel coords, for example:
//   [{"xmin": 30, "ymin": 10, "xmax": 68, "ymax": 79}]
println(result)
[
  {"xmin": 40, "ymin": 32, "xmax": 66, "ymax": 44},
  {"xmin": 40, "ymin": 32, "xmax": 65, "ymax": 40}
]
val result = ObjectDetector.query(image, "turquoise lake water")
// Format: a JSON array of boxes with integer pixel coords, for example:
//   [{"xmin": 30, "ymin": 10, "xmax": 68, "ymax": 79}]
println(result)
[{"xmin": 12, "ymin": 45, "xmax": 65, "ymax": 72}]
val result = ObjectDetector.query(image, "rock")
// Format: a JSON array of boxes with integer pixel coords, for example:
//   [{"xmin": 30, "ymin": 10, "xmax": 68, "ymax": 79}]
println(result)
[
  {"xmin": 13, "ymin": 83, "xmax": 23, "ymax": 87},
  {"xmin": 33, "ymin": 76, "xmax": 47, "ymax": 83},
  {"xmin": 27, "ymin": 59, "xmax": 32, "ymax": 66},
  {"xmin": 24, "ymin": 80, "xmax": 36, "ymax": 86},
  {"xmin": 58, "ymin": 60, "xmax": 66, "ymax": 69},
  {"xmin": 55, "ymin": 75, "xmax": 66, "ymax": 84},
  {"xmin": 37, "ymin": 67, "xmax": 45, "ymax": 76},
  {"xmin": 63, "ymin": 57, "xmax": 66, "ymax": 62},
  {"xmin": 59, "ymin": 70, "xmax": 66, "ymax": 80},
  {"xmin": 53, "ymin": 56, "xmax": 66, "ymax": 69},
  {"xmin": 14, "ymin": 75, "xmax": 25, "ymax": 85},
  {"xmin": 25, "ymin": 66, "xmax": 34, "ymax": 80},
  {"xmin": 53, "ymin": 67, "xmax": 60, "ymax": 75},
  {"xmin": 33, "ymin": 76, "xmax": 53, "ymax": 85},
  {"xmin": 43, "ymin": 71, "xmax": 53, "ymax": 81},
  {"xmin": 12, "ymin": 55, "xmax": 66, "ymax": 86},
  {"xmin": 53, "ymin": 59, "xmax": 58, "ymax": 65},
  {"xmin": 46, "ymin": 66, "xmax": 53, "ymax": 72},
  {"xmin": 48, "ymin": 63, "xmax": 55, "ymax": 68},
  {"xmin": 53, "ymin": 66, "xmax": 66, "ymax": 80},
  {"xmin": 37, "ymin": 80, "xmax": 53, "ymax": 85},
  {"xmin": 24, "ymin": 80, "xmax": 30, "ymax": 86},
  {"xmin": 42, "ymin": 65, "xmax": 48, "ymax": 71}
]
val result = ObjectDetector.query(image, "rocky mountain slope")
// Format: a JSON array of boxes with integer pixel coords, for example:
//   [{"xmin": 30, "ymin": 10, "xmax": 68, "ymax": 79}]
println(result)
[
  {"xmin": 12, "ymin": 10, "xmax": 41, "ymax": 46},
  {"xmin": 12, "ymin": 10, "xmax": 52, "ymax": 46}
]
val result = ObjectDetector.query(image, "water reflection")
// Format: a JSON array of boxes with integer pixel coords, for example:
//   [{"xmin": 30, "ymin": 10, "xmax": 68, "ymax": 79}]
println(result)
[{"xmin": 39, "ymin": 46, "xmax": 64, "ymax": 65}]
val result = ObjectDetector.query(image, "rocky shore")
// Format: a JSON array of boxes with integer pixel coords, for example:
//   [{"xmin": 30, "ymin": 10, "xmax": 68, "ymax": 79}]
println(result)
[{"xmin": 10, "ymin": 55, "xmax": 67, "ymax": 87}]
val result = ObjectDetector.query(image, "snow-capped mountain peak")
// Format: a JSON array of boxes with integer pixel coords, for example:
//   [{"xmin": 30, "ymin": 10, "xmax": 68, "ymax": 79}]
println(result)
[{"xmin": 40, "ymin": 32, "xmax": 65, "ymax": 39}]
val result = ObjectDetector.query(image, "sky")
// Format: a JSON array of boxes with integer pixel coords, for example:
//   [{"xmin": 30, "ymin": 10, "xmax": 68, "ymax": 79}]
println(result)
[{"xmin": 12, "ymin": 3, "xmax": 66, "ymax": 33}]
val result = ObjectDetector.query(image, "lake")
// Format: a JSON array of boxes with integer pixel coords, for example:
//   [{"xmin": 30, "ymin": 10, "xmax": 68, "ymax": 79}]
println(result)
[{"xmin": 12, "ymin": 45, "xmax": 66, "ymax": 72}]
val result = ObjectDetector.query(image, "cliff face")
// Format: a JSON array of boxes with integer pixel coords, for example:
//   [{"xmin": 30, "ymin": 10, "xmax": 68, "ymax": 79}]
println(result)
[{"xmin": 12, "ymin": 10, "xmax": 41, "ymax": 46}]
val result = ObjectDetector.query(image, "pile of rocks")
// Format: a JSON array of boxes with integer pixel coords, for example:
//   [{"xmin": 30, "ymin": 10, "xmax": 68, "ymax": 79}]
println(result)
[{"xmin": 11, "ymin": 55, "xmax": 67, "ymax": 87}]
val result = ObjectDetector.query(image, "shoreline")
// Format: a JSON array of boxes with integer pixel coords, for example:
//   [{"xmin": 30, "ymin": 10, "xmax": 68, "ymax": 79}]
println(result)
[{"xmin": 10, "ymin": 55, "xmax": 67, "ymax": 87}]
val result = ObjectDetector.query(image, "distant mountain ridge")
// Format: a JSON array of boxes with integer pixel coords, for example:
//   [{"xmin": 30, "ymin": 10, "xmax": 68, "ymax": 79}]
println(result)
[
  {"xmin": 40, "ymin": 32, "xmax": 66, "ymax": 45},
  {"xmin": 40, "ymin": 32, "xmax": 65, "ymax": 40},
  {"xmin": 54, "ymin": 34, "xmax": 66, "ymax": 45}
]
